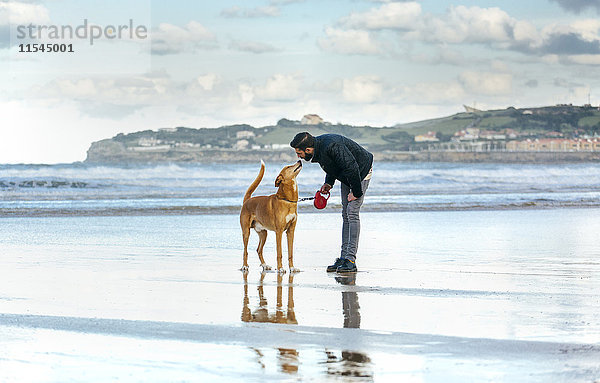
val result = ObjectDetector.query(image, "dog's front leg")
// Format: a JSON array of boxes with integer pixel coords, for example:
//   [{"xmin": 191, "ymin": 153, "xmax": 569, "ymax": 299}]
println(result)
[
  {"xmin": 286, "ymin": 223, "xmax": 300, "ymax": 273},
  {"xmin": 275, "ymin": 230, "xmax": 286, "ymax": 274}
]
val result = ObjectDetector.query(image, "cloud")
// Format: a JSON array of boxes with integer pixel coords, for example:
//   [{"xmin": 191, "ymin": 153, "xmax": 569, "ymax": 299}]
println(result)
[
  {"xmin": 254, "ymin": 73, "xmax": 303, "ymax": 101},
  {"xmin": 539, "ymin": 32, "xmax": 600, "ymax": 55},
  {"xmin": 151, "ymin": 21, "xmax": 216, "ymax": 55},
  {"xmin": 567, "ymin": 54, "xmax": 600, "ymax": 65},
  {"xmin": 220, "ymin": 6, "xmax": 280, "ymax": 18},
  {"xmin": 417, "ymin": 5, "xmax": 538, "ymax": 46},
  {"xmin": 268, "ymin": 0, "xmax": 305, "ymax": 4},
  {"xmin": 335, "ymin": 3, "xmax": 532, "ymax": 44},
  {"xmin": 194, "ymin": 73, "xmax": 220, "ymax": 91},
  {"xmin": 549, "ymin": 0, "xmax": 600, "ymax": 14},
  {"xmin": 229, "ymin": 39, "xmax": 279, "ymax": 54},
  {"xmin": 0, "ymin": 1, "xmax": 50, "ymax": 25},
  {"xmin": 404, "ymin": 81, "xmax": 466, "ymax": 103},
  {"xmin": 78, "ymin": 102, "xmax": 146, "ymax": 119},
  {"xmin": 458, "ymin": 71, "xmax": 513, "ymax": 96},
  {"xmin": 0, "ymin": 1, "xmax": 50, "ymax": 48},
  {"xmin": 31, "ymin": 71, "xmax": 172, "ymax": 118},
  {"xmin": 524, "ymin": 80, "xmax": 539, "ymax": 88},
  {"xmin": 342, "ymin": 76, "xmax": 383, "ymax": 103},
  {"xmin": 318, "ymin": 27, "xmax": 381, "ymax": 55},
  {"xmin": 238, "ymin": 83, "xmax": 254, "ymax": 106},
  {"xmin": 553, "ymin": 78, "xmax": 584, "ymax": 88},
  {"xmin": 320, "ymin": 4, "xmax": 540, "ymax": 57},
  {"xmin": 322, "ymin": 3, "xmax": 600, "ymax": 65},
  {"xmin": 339, "ymin": 2, "xmax": 422, "ymax": 30}
]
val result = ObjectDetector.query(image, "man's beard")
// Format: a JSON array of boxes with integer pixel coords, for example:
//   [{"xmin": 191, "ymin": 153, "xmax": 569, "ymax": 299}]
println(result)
[{"xmin": 303, "ymin": 152, "xmax": 313, "ymax": 161}]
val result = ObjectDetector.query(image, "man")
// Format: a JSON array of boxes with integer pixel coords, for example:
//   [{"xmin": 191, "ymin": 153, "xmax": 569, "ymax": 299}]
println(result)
[{"xmin": 290, "ymin": 132, "xmax": 373, "ymax": 273}]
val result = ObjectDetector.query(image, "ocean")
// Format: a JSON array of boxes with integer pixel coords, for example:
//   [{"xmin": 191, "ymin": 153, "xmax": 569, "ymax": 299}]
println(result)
[{"xmin": 2, "ymin": 161, "xmax": 600, "ymax": 216}]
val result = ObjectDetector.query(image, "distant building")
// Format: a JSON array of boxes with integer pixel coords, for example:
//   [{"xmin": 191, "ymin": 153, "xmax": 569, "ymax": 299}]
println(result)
[
  {"xmin": 301, "ymin": 114, "xmax": 324, "ymax": 125},
  {"xmin": 138, "ymin": 137, "xmax": 159, "ymax": 147},
  {"xmin": 506, "ymin": 138, "xmax": 600, "ymax": 152},
  {"xmin": 236, "ymin": 131, "xmax": 255, "ymax": 139},
  {"xmin": 504, "ymin": 129, "xmax": 519, "ymax": 139},
  {"xmin": 454, "ymin": 128, "xmax": 480, "ymax": 141},
  {"xmin": 479, "ymin": 130, "xmax": 506, "ymax": 140},
  {"xmin": 414, "ymin": 131, "xmax": 439, "ymax": 142},
  {"xmin": 235, "ymin": 140, "xmax": 249, "ymax": 150},
  {"xmin": 159, "ymin": 127, "xmax": 178, "ymax": 133}
]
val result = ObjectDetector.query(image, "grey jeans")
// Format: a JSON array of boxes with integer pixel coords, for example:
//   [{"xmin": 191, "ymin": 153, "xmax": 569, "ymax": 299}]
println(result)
[{"xmin": 340, "ymin": 178, "xmax": 370, "ymax": 262}]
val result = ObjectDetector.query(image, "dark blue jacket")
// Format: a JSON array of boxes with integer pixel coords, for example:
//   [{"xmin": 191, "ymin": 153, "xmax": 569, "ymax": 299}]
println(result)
[{"xmin": 311, "ymin": 134, "xmax": 373, "ymax": 198}]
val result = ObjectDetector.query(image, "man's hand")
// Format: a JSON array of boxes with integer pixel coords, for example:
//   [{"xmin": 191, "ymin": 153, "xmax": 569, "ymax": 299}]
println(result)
[
  {"xmin": 348, "ymin": 192, "xmax": 358, "ymax": 202},
  {"xmin": 320, "ymin": 183, "xmax": 332, "ymax": 194}
]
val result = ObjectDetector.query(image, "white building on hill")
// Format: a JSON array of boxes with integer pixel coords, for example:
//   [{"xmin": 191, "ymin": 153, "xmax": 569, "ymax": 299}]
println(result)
[{"xmin": 301, "ymin": 114, "xmax": 324, "ymax": 125}]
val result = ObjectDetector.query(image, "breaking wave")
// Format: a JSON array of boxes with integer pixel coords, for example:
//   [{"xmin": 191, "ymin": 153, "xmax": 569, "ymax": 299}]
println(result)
[{"xmin": 2, "ymin": 162, "xmax": 600, "ymax": 216}]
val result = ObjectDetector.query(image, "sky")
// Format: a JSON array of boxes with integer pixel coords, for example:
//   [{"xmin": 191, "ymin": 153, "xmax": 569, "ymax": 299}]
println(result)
[{"xmin": 1, "ymin": 0, "xmax": 600, "ymax": 163}]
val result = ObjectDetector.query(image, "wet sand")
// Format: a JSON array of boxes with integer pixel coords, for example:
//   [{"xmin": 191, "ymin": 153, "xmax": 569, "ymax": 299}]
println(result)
[{"xmin": 0, "ymin": 209, "xmax": 599, "ymax": 381}]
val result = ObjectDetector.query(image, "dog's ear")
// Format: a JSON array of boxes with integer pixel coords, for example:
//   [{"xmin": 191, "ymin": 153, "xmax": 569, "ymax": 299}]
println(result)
[{"xmin": 275, "ymin": 174, "xmax": 283, "ymax": 187}]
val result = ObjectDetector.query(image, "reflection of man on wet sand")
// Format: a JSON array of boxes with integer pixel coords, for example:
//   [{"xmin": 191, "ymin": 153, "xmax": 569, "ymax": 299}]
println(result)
[
  {"xmin": 241, "ymin": 273, "xmax": 298, "ymax": 373},
  {"xmin": 326, "ymin": 274, "xmax": 372, "ymax": 379}
]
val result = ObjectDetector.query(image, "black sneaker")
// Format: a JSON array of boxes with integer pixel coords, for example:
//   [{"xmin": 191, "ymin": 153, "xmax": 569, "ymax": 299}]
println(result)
[
  {"xmin": 327, "ymin": 258, "xmax": 345, "ymax": 272},
  {"xmin": 336, "ymin": 258, "xmax": 357, "ymax": 273}
]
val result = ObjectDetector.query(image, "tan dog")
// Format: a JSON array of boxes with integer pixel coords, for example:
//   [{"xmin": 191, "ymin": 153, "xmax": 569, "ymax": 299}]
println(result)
[{"xmin": 240, "ymin": 160, "xmax": 302, "ymax": 273}]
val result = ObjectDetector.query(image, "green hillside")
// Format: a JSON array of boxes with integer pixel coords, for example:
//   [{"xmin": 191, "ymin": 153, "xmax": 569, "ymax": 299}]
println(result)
[
  {"xmin": 395, "ymin": 105, "xmax": 600, "ymax": 138},
  {"xmin": 87, "ymin": 104, "xmax": 600, "ymax": 163}
]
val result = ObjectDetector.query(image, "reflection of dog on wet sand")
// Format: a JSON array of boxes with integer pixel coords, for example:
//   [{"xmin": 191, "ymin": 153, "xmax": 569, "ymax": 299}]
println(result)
[
  {"xmin": 241, "ymin": 272, "xmax": 297, "ymax": 325},
  {"xmin": 240, "ymin": 160, "xmax": 302, "ymax": 273},
  {"xmin": 241, "ymin": 273, "xmax": 299, "ymax": 373}
]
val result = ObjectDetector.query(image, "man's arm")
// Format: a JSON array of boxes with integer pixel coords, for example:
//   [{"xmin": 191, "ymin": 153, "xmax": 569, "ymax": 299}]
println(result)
[
  {"xmin": 324, "ymin": 174, "xmax": 336, "ymax": 187},
  {"xmin": 327, "ymin": 142, "xmax": 363, "ymax": 198}
]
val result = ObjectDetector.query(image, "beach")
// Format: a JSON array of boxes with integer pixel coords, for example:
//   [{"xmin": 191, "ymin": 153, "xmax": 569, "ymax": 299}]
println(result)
[{"xmin": 1, "ymin": 208, "xmax": 599, "ymax": 382}]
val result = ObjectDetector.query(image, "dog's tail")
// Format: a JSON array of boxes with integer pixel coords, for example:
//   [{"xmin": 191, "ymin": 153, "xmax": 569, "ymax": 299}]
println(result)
[{"xmin": 243, "ymin": 160, "xmax": 265, "ymax": 203}]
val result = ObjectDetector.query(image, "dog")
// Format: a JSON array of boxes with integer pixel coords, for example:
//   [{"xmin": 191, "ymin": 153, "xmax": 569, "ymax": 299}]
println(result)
[{"xmin": 240, "ymin": 160, "xmax": 302, "ymax": 273}]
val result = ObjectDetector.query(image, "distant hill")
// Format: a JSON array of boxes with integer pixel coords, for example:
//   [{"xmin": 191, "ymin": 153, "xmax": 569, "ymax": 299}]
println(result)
[
  {"xmin": 396, "ymin": 104, "xmax": 600, "ymax": 136},
  {"xmin": 85, "ymin": 106, "xmax": 600, "ymax": 163}
]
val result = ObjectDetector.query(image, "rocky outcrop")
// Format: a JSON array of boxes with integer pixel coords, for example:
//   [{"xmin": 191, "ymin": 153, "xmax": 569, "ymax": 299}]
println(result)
[
  {"xmin": 85, "ymin": 139, "xmax": 130, "ymax": 162},
  {"xmin": 86, "ymin": 142, "xmax": 297, "ymax": 163}
]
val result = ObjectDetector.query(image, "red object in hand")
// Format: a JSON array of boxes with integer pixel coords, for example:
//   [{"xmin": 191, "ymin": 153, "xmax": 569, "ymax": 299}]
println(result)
[{"xmin": 314, "ymin": 190, "xmax": 330, "ymax": 209}]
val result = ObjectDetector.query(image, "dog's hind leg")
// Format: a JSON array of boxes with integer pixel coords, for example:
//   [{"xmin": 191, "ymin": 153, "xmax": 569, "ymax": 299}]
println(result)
[
  {"xmin": 256, "ymin": 230, "xmax": 272, "ymax": 271},
  {"xmin": 240, "ymin": 219, "xmax": 251, "ymax": 272}
]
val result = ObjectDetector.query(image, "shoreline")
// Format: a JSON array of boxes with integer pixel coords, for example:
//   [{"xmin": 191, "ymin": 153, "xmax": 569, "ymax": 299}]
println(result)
[
  {"xmin": 4, "ymin": 150, "xmax": 600, "ymax": 166},
  {"xmin": 83, "ymin": 149, "xmax": 600, "ymax": 165},
  {"xmin": 2, "ymin": 203, "xmax": 600, "ymax": 218}
]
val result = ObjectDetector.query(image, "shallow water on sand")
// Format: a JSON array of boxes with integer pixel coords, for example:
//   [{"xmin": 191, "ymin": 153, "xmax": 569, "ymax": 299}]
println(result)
[{"xmin": 1, "ymin": 209, "xmax": 599, "ymax": 381}]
